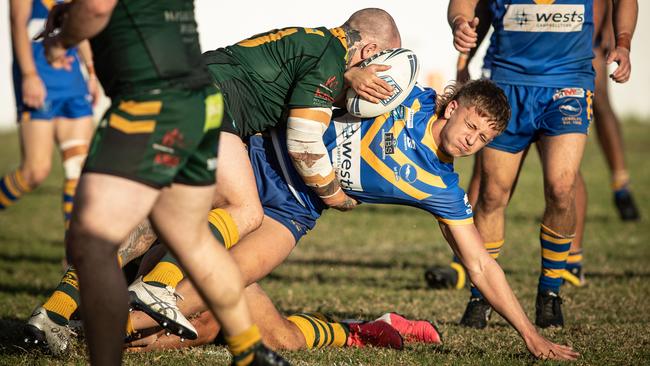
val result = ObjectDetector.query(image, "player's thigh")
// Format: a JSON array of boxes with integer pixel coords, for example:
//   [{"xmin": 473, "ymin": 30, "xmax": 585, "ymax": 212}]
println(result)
[
  {"xmin": 72, "ymin": 172, "xmax": 159, "ymax": 243},
  {"xmin": 150, "ymin": 183, "xmax": 215, "ymax": 243},
  {"xmin": 478, "ymin": 146, "xmax": 526, "ymax": 197},
  {"xmin": 229, "ymin": 215, "xmax": 296, "ymax": 285},
  {"xmin": 54, "ymin": 116, "xmax": 94, "ymax": 144},
  {"xmin": 19, "ymin": 120, "xmax": 56, "ymax": 173},
  {"xmin": 538, "ymin": 133, "xmax": 587, "ymax": 190},
  {"xmin": 213, "ymin": 131, "xmax": 264, "ymax": 233}
]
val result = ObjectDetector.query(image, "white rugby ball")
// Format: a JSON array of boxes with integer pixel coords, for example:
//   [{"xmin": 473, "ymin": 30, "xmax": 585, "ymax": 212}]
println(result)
[{"xmin": 346, "ymin": 48, "xmax": 420, "ymax": 118}]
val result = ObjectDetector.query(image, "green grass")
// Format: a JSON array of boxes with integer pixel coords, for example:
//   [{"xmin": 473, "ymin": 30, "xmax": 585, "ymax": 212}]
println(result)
[{"xmin": 1, "ymin": 121, "xmax": 649, "ymax": 365}]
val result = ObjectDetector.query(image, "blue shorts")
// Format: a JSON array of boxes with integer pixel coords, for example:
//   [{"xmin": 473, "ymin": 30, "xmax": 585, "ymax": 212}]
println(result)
[
  {"xmin": 488, "ymin": 83, "xmax": 592, "ymax": 153},
  {"xmin": 248, "ymin": 133, "xmax": 325, "ymax": 242},
  {"xmin": 17, "ymin": 95, "xmax": 93, "ymax": 123}
]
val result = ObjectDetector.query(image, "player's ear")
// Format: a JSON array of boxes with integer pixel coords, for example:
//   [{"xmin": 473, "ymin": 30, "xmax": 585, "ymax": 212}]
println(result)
[
  {"xmin": 444, "ymin": 100, "xmax": 459, "ymax": 119},
  {"xmin": 360, "ymin": 42, "xmax": 379, "ymax": 60}
]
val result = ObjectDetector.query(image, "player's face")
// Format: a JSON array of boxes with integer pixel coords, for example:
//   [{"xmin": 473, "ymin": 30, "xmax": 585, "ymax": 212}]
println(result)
[{"xmin": 440, "ymin": 101, "xmax": 500, "ymax": 157}]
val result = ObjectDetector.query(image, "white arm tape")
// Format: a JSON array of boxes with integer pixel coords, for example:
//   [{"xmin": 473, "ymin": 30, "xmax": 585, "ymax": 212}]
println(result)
[{"xmin": 286, "ymin": 115, "xmax": 333, "ymax": 188}]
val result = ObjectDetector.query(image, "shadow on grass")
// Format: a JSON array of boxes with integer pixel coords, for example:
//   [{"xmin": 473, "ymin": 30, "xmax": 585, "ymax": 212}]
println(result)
[
  {"xmin": 0, "ymin": 317, "xmax": 31, "ymax": 356},
  {"xmin": 285, "ymin": 257, "xmax": 425, "ymax": 270},
  {"xmin": 0, "ymin": 252, "xmax": 61, "ymax": 265},
  {"xmin": 0, "ymin": 283, "xmax": 51, "ymax": 297}
]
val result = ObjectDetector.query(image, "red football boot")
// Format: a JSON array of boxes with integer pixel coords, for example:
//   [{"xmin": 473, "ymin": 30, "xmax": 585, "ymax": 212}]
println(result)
[
  {"xmin": 346, "ymin": 320, "xmax": 404, "ymax": 350},
  {"xmin": 376, "ymin": 312, "xmax": 442, "ymax": 344}
]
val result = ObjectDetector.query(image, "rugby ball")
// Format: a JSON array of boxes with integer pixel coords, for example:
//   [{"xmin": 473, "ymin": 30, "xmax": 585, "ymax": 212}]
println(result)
[{"xmin": 346, "ymin": 48, "xmax": 420, "ymax": 118}]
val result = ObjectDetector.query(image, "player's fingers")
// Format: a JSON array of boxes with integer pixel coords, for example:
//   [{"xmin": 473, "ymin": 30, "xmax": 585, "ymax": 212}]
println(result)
[
  {"xmin": 372, "ymin": 77, "xmax": 393, "ymax": 94},
  {"xmin": 358, "ymin": 91, "xmax": 379, "ymax": 104},
  {"xmin": 367, "ymin": 64, "xmax": 391, "ymax": 73},
  {"xmin": 606, "ymin": 50, "xmax": 617, "ymax": 65},
  {"xmin": 470, "ymin": 17, "xmax": 480, "ymax": 29}
]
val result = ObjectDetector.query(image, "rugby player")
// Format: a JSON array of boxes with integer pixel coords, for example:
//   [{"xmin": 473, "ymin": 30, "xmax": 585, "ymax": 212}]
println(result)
[
  {"xmin": 448, "ymin": 0, "xmax": 638, "ymax": 329},
  {"xmin": 2, "ymin": 0, "xmax": 99, "ymax": 231},
  {"xmin": 124, "ymin": 80, "xmax": 578, "ymax": 360},
  {"xmin": 37, "ymin": 1, "xmax": 287, "ymax": 365}
]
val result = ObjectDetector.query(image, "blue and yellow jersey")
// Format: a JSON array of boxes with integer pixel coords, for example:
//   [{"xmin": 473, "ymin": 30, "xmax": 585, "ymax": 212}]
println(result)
[
  {"xmin": 489, "ymin": 0, "xmax": 595, "ymax": 89},
  {"xmin": 13, "ymin": 0, "xmax": 88, "ymax": 100},
  {"xmin": 323, "ymin": 85, "xmax": 474, "ymax": 225}
]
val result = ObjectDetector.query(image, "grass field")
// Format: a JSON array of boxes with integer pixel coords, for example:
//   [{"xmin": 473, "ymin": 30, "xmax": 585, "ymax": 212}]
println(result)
[{"xmin": 0, "ymin": 120, "xmax": 649, "ymax": 365}]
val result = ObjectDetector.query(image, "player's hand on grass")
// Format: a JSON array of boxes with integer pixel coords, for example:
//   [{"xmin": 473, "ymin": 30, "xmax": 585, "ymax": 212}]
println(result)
[
  {"xmin": 22, "ymin": 72, "xmax": 46, "ymax": 109},
  {"xmin": 607, "ymin": 46, "xmax": 631, "ymax": 83},
  {"xmin": 525, "ymin": 334, "xmax": 579, "ymax": 361},
  {"xmin": 345, "ymin": 64, "xmax": 393, "ymax": 103},
  {"xmin": 452, "ymin": 16, "xmax": 479, "ymax": 53}
]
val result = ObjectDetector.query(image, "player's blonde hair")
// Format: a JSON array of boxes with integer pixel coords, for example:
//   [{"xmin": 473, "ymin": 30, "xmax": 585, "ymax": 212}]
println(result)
[{"xmin": 435, "ymin": 79, "xmax": 511, "ymax": 133}]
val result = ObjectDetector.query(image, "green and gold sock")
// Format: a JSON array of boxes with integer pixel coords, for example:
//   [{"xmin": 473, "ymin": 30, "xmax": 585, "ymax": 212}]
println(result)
[{"xmin": 287, "ymin": 312, "xmax": 349, "ymax": 349}]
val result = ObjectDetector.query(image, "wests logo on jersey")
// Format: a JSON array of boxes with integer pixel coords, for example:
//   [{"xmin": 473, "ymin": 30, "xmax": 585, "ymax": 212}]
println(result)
[{"xmin": 503, "ymin": 4, "xmax": 585, "ymax": 33}]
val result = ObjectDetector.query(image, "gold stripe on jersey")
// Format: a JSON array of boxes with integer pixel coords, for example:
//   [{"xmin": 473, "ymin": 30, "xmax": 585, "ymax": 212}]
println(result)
[
  {"xmin": 238, "ymin": 28, "xmax": 298, "ymax": 47},
  {"xmin": 109, "ymin": 114, "xmax": 156, "ymax": 134},
  {"xmin": 361, "ymin": 114, "xmax": 431, "ymax": 200},
  {"xmin": 421, "ymin": 115, "xmax": 454, "ymax": 164},
  {"xmin": 118, "ymin": 100, "xmax": 162, "ymax": 116},
  {"xmin": 305, "ymin": 28, "xmax": 325, "ymax": 37},
  {"xmin": 389, "ymin": 118, "xmax": 447, "ymax": 189},
  {"xmin": 436, "ymin": 216, "xmax": 474, "ymax": 226}
]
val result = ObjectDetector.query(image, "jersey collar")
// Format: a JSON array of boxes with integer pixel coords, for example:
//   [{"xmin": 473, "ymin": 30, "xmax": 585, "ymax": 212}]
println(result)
[{"xmin": 329, "ymin": 27, "xmax": 349, "ymax": 63}]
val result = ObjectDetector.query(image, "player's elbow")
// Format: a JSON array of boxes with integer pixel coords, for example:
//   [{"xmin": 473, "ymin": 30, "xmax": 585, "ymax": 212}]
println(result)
[{"xmin": 86, "ymin": 0, "xmax": 117, "ymax": 17}]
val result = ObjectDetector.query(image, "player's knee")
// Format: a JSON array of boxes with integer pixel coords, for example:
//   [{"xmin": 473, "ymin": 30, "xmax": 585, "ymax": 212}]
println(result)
[
  {"xmin": 478, "ymin": 183, "xmax": 510, "ymax": 211},
  {"xmin": 545, "ymin": 182, "xmax": 575, "ymax": 211},
  {"xmin": 61, "ymin": 140, "xmax": 88, "ymax": 181}
]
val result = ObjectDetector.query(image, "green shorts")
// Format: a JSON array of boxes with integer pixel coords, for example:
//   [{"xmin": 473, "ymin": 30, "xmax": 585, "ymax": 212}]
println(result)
[{"xmin": 84, "ymin": 86, "xmax": 223, "ymax": 188}]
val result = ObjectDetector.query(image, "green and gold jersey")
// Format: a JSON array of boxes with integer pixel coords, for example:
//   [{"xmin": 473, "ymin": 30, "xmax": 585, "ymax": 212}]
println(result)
[
  {"xmin": 203, "ymin": 27, "xmax": 348, "ymax": 137},
  {"xmin": 91, "ymin": 0, "xmax": 212, "ymax": 97}
]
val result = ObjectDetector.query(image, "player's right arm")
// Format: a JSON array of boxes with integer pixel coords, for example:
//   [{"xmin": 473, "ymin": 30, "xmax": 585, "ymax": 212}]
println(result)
[
  {"xmin": 439, "ymin": 222, "xmax": 580, "ymax": 360},
  {"xmin": 448, "ymin": 0, "xmax": 481, "ymax": 53},
  {"xmin": 10, "ymin": 0, "xmax": 46, "ymax": 109},
  {"xmin": 286, "ymin": 107, "xmax": 358, "ymax": 211},
  {"xmin": 455, "ymin": 0, "xmax": 491, "ymax": 83},
  {"xmin": 608, "ymin": 0, "xmax": 638, "ymax": 83}
]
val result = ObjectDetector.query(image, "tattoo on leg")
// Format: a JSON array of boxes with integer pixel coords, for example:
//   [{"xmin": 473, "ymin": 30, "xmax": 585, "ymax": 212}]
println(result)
[{"xmin": 118, "ymin": 219, "xmax": 157, "ymax": 265}]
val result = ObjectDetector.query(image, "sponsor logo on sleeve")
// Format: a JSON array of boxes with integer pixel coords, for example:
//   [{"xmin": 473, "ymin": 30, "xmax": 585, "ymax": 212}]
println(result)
[
  {"xmin": 313, "ymin": 75, "xmax": 339, "ymax": 106},
  {"xmin": 332, "ymin": 120, "xmax": 362, "ymax": 190},
  {"xmin": 503, "ymin": 4, "xmax": 585, "ymax": 33}
]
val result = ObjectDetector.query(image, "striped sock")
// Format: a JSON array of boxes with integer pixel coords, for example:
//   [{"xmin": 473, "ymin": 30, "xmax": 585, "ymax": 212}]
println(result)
[
  {"xmin": 142, "ymin": 252, "xmax": 184, "ymax": 288},
  {"xmin": 469, "ymin": 239, "xmax": 505, "ymax": 298},
  {"xmin": 450, "ymin": 256, "xmax": 467, "ymax": 289},
  {"xmin": 287, "ymin": 312, "xmax": 349, "ymax": 349},
  {"xmin": 566, "ymin": 249, "xmax": 583, "ymax": 271},
  {"xmin": 0, "ymin": 170, "xmax": 31, "ymax": 209},
  {"xmin": 62, "ymin": 178, "xmax": 78, "ymax": 230},
  {"xmin": 42, "ymin": 267, "xmax": 80, "ymax": 326},
  {"xmin": 227, "ymin": 324, "xmax": 262, "ymax": 366},
  {"xmin": 539, "ymin": 224, "xmax": 573, "ymax": 293},
  {"xmin": 208, "ymin": 208, "xmax": 240, "ymax": 249}
]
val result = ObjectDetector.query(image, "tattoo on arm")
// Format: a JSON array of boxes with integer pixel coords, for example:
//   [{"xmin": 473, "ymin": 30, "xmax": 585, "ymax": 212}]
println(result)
[
  {"xmin": 118, "ymin": 219, "xmax": 158, "ymax": 265},
  {"xmin": 313, "ymin": 178, "xmax": 340, "ymax": 197}
]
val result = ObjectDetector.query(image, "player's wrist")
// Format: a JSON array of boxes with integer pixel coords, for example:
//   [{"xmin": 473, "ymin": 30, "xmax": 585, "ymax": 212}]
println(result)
[
  {"xmin": 615, "ymin": 32, "xmax": 632, "ymax": 52},
  {"xmin": 320, "ymin": 186, "xmax": 346, "ymax": 206},
  {"xmin": 450, "ymin": 14, "xmax": 468, "ymax": 29}
]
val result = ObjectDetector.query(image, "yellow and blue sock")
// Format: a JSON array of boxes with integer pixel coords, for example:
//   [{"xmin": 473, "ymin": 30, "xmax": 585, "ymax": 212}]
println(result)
[
  {"xmin": 42, "ymin": 267, "xmax": 80, "ymax": 326},
  {"xmin": 470, "ymin": 240, "xmax": 505, "ymax": 298},
  {"xmin": 287, "ymin": 312, "xmax": 349, "ymax": 349},
  {"xmin": 539, "ymin": 224, "xmax": 573, "ymax": 293},
  {"xmin": 62, "ymin": 179, "xmax": 77, "ymax": 230},
  {"xmin": 0, "ymin": 169, "xmax": 31, "ymax": 210}
]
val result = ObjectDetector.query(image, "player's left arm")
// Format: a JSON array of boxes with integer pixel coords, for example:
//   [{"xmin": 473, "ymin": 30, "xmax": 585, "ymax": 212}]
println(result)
[
  {"xmin": 608, "ymin": 0, "xmax": 638, "ymax": 83},
  {"xmin": 42, "ymin": 0, "xmax": 117, "ymax": 68},
  {"xmin": 76, "ymin": 40, "xmax": 100, "ymax": 106},
  {"xmin": 439, "ymin": 222, "xmax": 579, "ymax": 360},
  {"xmin": 286, "ymin": 107, "xmax": 358, "ymax": 211}
]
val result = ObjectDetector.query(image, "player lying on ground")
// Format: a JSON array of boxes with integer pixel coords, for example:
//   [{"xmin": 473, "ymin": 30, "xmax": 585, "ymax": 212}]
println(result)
[
  {"xmin": 28, "ymin": 80, "xmax": 578, "ymax": 360},
  {"xmin": 127, "ymin": 80, "xmax": 576, "ymax": 360}
]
